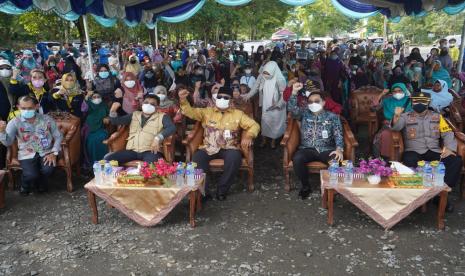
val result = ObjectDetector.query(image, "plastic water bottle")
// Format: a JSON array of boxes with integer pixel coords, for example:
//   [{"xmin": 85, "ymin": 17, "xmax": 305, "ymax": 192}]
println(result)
[
  {"xmin": 93, "ymin": 161, "xmax": 103, "ymax": 185},
  {"xmin": 423, "ymin": 162, "xmax": 433, "ymax": 187},
  {"xmin": 329, "ymin": 161, "xmax": 339, "ymax": 186},
  {"xmin": 435, "ymin": 162, "xmax": 446, "ymax": 187},
  {"xmin": 186, "ymin": 163, "xmax": 195, "ymax": 187},
  {"xmin": 344, "ymin": 160, "xmax": 354, "ymax": 186},
  {"xmin": 103, "ymin": 161, "xmax": 113, "ymax": 185},
  {"xmin": 176, "ymin": 162, "xmax": 185, "ymax": 186}
]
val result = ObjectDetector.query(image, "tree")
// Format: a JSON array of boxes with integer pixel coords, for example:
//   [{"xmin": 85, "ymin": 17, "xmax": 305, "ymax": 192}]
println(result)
[{"xmin": 285, "ymin": 0, "xmax": 357, "ymax": 37}]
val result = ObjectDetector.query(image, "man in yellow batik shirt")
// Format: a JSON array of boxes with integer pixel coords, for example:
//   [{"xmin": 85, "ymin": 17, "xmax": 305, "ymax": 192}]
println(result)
[
  {"xmin": 448, "ymin": 38, "xmax": 460, "ymax": 67},
  {"xmin": 179, "ymin": 87, "xmax": 259, "ymax": 201}
]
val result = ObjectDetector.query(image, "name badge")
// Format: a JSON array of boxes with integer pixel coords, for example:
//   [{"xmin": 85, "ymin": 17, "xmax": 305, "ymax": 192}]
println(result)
[
  {"xmin": 322, "ymin": 130, "xmax": 329, "ymax": 139},
  {"xmin": 40, "ymin": 137, "xmax": 50, "ymax": 149},
  {"xmin": 224, "ymin": 129, "xmax": 232, "ymax": 139}
]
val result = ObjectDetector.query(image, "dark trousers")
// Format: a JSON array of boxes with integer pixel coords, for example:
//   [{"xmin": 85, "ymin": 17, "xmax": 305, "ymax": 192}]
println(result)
[
  {"xmin": 293, "ymin": 148, "xmax": 333, "ymax": 191},
  {"xmin": 104, "ymin": 150, "xmax": 163, "ymax": 164},
  {"xmin": 402, "ymin": 150, "xmax": 463, "ymax": 187},
  {"xmin": 19, "ymin": 153, "xmax": 55, "ymax": 192},
  {"xmin": 193, "ymin": 149, "xmax": 242, "ymax": 196}
]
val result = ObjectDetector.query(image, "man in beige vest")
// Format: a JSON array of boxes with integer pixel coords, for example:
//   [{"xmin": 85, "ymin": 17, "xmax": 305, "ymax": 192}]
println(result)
[{"xmin": 104, "ymin": 94, "xmax": 176, "ymax": 164}]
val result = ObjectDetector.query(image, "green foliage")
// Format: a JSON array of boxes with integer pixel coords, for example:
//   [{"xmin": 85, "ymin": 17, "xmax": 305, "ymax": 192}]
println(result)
[
  {"xmin": 391, "ymin": 10, "xmax": 464, "ymax": 44},
  {"xmin": 285, "ymin": 0, "xmax": 357, "ymax": 37},
  {"xmin": 18, "ymin": 11, "xmax": 66, "ymax": 41}
]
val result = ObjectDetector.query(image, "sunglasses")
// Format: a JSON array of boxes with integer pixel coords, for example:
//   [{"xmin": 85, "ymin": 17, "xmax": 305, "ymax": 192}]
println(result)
[{"xmin": 216, "ymin": 95, "xmax": 231, "ymax": 100}]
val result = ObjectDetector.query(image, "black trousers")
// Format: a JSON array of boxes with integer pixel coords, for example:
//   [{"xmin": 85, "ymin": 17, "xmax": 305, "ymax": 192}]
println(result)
[
  {"xmin": 104, "ymin": 150, "xmax": 163, "ymax": 164},
  {"xmin": 293, "ymin": 148, "xmax": 333, "ymax": 191},
  {"xmin": 402, "ymin": 150, "xmax": 462, "ymax": 187},
  {"xmin": 193, "ymin": 149, "xmax": 242, "ymax": 196},
  {"xmin": 19, "ymin": 153, "xmax": 55, "ymax": 192}
]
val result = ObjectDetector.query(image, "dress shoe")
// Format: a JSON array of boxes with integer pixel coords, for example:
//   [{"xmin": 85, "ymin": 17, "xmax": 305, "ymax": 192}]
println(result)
[
  {"xmin": 298, "ymin": 188, "xmax": 312, "ymax": 200},
  {"xmin": 216, "ymin": 194, "xmax": 227, "ymax": 201}
]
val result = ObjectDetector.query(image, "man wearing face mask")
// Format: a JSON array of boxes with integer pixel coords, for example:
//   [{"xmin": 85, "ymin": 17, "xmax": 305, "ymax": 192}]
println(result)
[
  {"xmin": 104, "ymin": 94, "xmax": 176, "ymax": 164},
  {"xmin": 288, "ymin": 83, "xmax": 344, "ymax": 200},
  {"xmin": 0, "ymin": 96, "xmax": 63, "ymax": 195},
  {"xmin": 240, "ymin": 64, "xmax": 256, "ymax": 89},
  {"xmin": 438, "ymin": 47, "xmax": 453, "ymax": 73},
  {"xmin": 178, "ymin": 87, "xmax": 259, "ymax": 201},
  {"xmin": 392, "ymin": 92, "xmax": 462, "ymax": 212}
]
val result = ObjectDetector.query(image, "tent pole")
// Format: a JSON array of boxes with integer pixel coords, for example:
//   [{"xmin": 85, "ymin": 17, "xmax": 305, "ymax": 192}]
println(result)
[
  {"xmin": 82, "ymin": 15, "xmax": 94, "ymax": 81},
  {"xmin": 458, "ymin": 16, "xmax": 465, "ymax": 74},
  {"xmin": 383, "ymin": 15, "xmax": 387, "ymax": 41},
  {"xmin": 154, "ymin": 21, "xmax": 159, "ymax": 50}
]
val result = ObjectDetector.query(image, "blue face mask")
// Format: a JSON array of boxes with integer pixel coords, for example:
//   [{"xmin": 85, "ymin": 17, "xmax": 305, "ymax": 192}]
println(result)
[
  {"xmin": 21, "ymin": 109, "xmax": 36, "ymax": 119},
  {"xmin": 99, "ymin": 71, "xmax": 110, "ymax": 79}
]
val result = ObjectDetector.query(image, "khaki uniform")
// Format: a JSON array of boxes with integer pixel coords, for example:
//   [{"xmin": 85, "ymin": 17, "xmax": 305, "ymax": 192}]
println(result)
[{"xmin": 392, "ymin": 111, "xmax": 457, "ymax": 154}]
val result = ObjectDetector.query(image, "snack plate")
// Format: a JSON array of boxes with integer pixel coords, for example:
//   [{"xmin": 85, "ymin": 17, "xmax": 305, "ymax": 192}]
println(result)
[{"xmin": 389, "ymin": 175, "xmax": 424, "ymax": 189}]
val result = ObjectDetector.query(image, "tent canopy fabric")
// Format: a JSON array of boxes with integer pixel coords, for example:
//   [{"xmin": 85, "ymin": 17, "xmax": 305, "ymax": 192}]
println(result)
[{"xmin": 0, "ymin": 0, "xmax": 464, "ymax": 28}]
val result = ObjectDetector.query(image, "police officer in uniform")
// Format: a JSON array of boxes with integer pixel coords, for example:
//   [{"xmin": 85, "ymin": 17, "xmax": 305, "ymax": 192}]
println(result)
[{"xmin": 392, "ymin": 92, "xmax": 462, "ymax": 212}]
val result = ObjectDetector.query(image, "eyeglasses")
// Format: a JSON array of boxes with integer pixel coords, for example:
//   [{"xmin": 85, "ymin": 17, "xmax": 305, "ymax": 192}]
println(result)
[
  {"xmin": 392, "ymin": 89, "xmax": 403, "ymax": 93},
  {"xmin": 216, "ymin": 95, "xmax": 231, "ymax": 100}
]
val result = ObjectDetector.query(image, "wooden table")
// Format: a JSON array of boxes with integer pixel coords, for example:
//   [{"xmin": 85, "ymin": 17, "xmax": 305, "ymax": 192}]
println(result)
[
  {"xmin": 85, "ymin": 176, "xmax": 205, "ymax": 228},
  {"xmin": 320, "ymin": 171, "xmax": 450, "ymax": 230}
]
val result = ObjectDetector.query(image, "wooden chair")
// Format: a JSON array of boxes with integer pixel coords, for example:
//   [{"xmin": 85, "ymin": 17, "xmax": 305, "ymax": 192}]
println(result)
[
  {"xmin": 103, "ymin": 125, "xmax": 175, "ymax": 166},
  {"xmin": 183, "ymin": 121, "xmax": 255, "ymax": 192},
  {"xmin": 389, "ymin": 119, "xmax": 465, "ymax": 199},
  {"xmin": 447, "ymin": 88, "xmax": 464, "ymax": 132},
  {"xmin": 350, "ymin": 86, "xmax": 382, "ymax": 142},
  {"xmin": 6, "ymin": 112, "xmax": 81, "ymax": 193},
  {"xmin": 281, "ymin": 116, "xmax": 359, "ymax": 192}
]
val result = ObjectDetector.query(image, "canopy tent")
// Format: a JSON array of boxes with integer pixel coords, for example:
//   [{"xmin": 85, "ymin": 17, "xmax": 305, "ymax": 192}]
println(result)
[{"xmin": 271, "ymin": 29, "xmax": 297, "ymax": 41}]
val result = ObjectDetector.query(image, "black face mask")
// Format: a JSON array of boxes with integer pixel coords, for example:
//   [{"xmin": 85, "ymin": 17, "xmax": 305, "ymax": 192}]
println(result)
[{"xmin": 413, "ymin": 103, "xmax": 427, "ymax": 113}]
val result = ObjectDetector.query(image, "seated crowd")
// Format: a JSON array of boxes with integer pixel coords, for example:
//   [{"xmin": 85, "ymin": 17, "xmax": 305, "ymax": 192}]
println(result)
[{"xmin": 0, "ymin": 38, "xmax": 463, "ymax": 213}]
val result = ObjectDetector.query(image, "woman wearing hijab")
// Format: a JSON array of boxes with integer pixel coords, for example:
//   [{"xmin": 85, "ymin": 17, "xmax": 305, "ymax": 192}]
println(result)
[
  {"xmin": 10, "ymin": 69, "xmax": 53, "ymax": 118},
  {"xmin": 44, "ymin": 56, "xmax": 61, "ymax": 89},
  {"xmin": 422, "ymin": 79, "xmax": 453, "ymax": 113},
  {"xmin": 243, "ymin": 60, "xmax": 286, "ymax": 149},
  {"xmin": 92, "ymin": 64, "xmax": 120, "ymax": 104},
  {"xmin": 406, "ymin": 47, "xmax": 425, "ymax": 64},
  {"xmin": 76, "ymin": 49, "xmax": 92, "ymax": 87},
  {"xmin": 373, "ymin": 83, "xmax": 412, "ymax": 159},
  {"xmin": 16, "ymin": 50, "xmax": 38, "ymax": 83},
  {"xmin": 51, "ymin": 73, "xmax": 84, "ymax": 117},
  {"xmin": 115, "ymin": 72, "xmax": 143, "ymax": 114},
  {"xmin": 124, "ymin": 54, "xmax": 142, "ymax": 76},
  {"xmin": 322, "ymin": 48, "xmax": 347, "ymax": 105},
  {"xmin": 154, "ymin": 85, "xmax": 182, "ymax": 124},
  {"xmin": 81, "ymin": 91, "xmax": 109, "ymax": 166},
  {"xmin": 428, "ymin": 60, "xmax": 452, "ymax": 88},
  {"xmin": 387, "ymin": 65, "xmax": 410, "ymax": 89}
]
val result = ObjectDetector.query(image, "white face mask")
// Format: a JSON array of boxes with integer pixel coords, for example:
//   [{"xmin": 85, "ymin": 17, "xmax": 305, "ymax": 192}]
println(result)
[
  {"xmin": 52, "ymin": 50, "xmax": 58, "ymax": 55},
  {"xmin": 91, "ymin": 98, "xmax": 102, "ymax": 105},
  {"xmin": 0, "ymin": 69, "xmax": 12, "ymax": 78},
  {"xmin": 142, "ymin": 103, "xmax": 156, "ymax": 114},
  {"xmin": 124, "ymin": 80, "xmax": 136, "ymax": 88},
  {"xmin": 308, "ymin": 103, "xmax": 323, "ymax": 113},
  {"xmin": 215, "ymin": 98, "xmax": 230, "ymax": 109},
  {"xmin": 245, "ymin": 69, "xmax": 252, "ymax": 74},
  {"xmin": 156, "ymin": 94, "xmax": 166, "ymax": 102},
  {"xmin": 392, "ymin": 93, "xmax": 405, "ymax": 100}
]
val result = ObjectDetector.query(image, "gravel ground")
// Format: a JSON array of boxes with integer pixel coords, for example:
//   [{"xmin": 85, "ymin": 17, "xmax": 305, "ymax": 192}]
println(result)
[{"xmin": 2, "ymin": 139, "xmax": 465, "ymax": 275}]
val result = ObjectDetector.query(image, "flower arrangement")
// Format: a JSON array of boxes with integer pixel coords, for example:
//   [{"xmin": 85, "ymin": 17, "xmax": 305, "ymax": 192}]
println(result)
[
  {"xmin": 140, "ymin": 159, "xmax": 177, "ymax": 179},
  {"xmin": 355, "ymin": 158, "xmax": 392, "ymax": 177}
]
